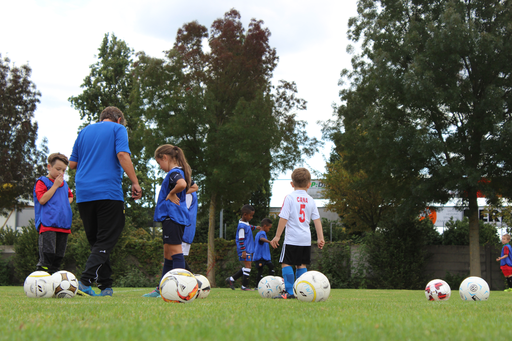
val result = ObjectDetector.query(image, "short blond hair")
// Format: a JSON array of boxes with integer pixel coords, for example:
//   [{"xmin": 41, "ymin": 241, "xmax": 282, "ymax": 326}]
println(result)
[
  {"xmin": 291, "ymin": 168, "xmax": 311, "ymax": 188},
  {"xmin": 504, "ymin": 234, "xmax": 511, "ymax": 241}
]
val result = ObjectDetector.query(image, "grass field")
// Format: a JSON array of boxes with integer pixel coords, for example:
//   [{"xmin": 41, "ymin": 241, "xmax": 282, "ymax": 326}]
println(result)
[{"xmin": 1, "ymin": 287, "xmax": 512, "ymax": 340}]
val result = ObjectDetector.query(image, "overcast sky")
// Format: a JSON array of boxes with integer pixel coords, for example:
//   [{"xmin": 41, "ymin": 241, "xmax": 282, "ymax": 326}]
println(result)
[{"xmin": 1, "ymin": 0, "xmax": 358, "ymax": 206}]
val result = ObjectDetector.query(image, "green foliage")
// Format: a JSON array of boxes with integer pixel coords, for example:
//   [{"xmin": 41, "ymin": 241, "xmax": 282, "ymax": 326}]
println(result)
[
  {"xmin": 114, "ymin": 267, "xmax": 156, "ymax": 288},
  {"xmin": 316, "ymin": 242, "xmax": 352, "ymax": 288},
  {"xmin": 12, "ymin": 222, "xmax": 39, "ymax": 281},
  {"xmin": 441, "ymin": 217, "xmax": 500, "ymax": 246},
  {"xmin": 0, "ymin": 55, "xmax": 47, "ymax": 212},
  {"xmin": 0, "ymin": 226, "xmax": 19, "ymax": 245},
  {"xmin": 0, "ymin": 257, "xmax": 12, "ymax": 285},
  {"xmin": 362, "ymin": 219, "xmax": 435, "ymax": 289},
  {"xmin": 444, "ymin": 271, "xmax": 469, "ymax": 291}
]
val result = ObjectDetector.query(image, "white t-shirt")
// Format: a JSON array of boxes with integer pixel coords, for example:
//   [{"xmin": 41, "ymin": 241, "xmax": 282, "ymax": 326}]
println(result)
[{"xmin": 279, "ymin": 190, "xmax": 320, "ymax": 246}]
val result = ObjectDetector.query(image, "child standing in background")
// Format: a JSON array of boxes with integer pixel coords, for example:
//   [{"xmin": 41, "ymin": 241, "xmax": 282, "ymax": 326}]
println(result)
[
  {"xmin": 497, "ymin": 234, "xmax": 512, "ymax": 292},
  {"xmin": 253, "ymin": 218, "xmax": 275, "ymax": 286},
  {"xmin": 226, "ymin": 205, "xmax": 260, "ymax": 291},
  {"xmin": 143, "ymin": 145, "xmax": 198, "ymax": 297}
]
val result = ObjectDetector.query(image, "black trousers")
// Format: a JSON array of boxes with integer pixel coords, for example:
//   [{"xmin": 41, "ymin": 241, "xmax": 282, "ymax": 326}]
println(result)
[{"xmin": 78, "ymin": 200, "xmax": 125, "ymax": 290}]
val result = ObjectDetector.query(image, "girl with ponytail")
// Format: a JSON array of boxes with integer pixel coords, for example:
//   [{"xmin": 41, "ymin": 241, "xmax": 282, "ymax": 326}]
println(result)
[{"xmin": 143, "ymin": 144, "xmax": 198, "ymax": 297}]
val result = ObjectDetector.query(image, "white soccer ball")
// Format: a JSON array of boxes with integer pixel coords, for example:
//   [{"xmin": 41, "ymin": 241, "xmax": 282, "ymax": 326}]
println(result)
[
  {"xmin": 160, "ymin": 268, "xmax": 198, "ymax": 303},
  {"xmin": 459, "ymin": 276, "xmax": 490, "ymax": 301},
  {"xmin": 194, "ymin": 274, "xmax": 211, "ymax": 299},
  {"xmin": 275, "ymin": 276, "xmax": 286, "ymax": 295},
  {"xmin": 258, "ymin": 276, "xmax": 283, "ymax": 298},
  {"xmin": 52, "ymin": 271, "xmax": 79, "ymax": 298},
  {"xmin": 424, "ymin": 279, "xmax": 451, "ymax": 301},
  {"xmin": 24, "ymin": 271, "xmax": 54, "ymax": 298},
  {"xmin": 293, "ymin": 271, "xmax": 331, "ymax": 302}
]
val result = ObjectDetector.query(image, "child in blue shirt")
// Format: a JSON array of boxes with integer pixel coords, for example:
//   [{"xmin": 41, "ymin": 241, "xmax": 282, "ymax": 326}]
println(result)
[
  {"xmin": 143, "ymin": 144, "xmax": 198, "ymax": 297},
  {"xmin": 226, "ymin": 205, "xmax": 260, "ymax": 291},
  {"xmin": 253, "ymin": 218, "xmax": 274, "ymax": 286}
]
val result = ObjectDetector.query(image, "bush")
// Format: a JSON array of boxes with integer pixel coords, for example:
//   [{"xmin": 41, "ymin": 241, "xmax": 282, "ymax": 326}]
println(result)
[
  {"xmin": 441, "ymin": 217, "xmax": 500, "ymax": 246},
  {"xmin": 13, "ymin": 222, "xmax": 39, "ymax": 282},
  {"xmin": 0, "ymin": 226, "xmax": 20, "ymax": 245},
  {"xmin": 0, "ymin": 257, "xmax": 12, "ymax": 285},
  {"xmin": 362, "ymin": 219, "xmax": 434, "ymax": 289}
]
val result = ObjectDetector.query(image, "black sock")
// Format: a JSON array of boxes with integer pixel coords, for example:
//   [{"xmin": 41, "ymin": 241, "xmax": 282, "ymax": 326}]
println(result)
[{"xmin": 507, "ymin": 277, "xmax": 512, "ymax": 288}]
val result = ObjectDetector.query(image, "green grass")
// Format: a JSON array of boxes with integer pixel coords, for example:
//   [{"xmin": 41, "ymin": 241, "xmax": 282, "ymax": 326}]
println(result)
[{"xmin": 1, "ymin": 287, "xmax": 512, "ymax": 340}]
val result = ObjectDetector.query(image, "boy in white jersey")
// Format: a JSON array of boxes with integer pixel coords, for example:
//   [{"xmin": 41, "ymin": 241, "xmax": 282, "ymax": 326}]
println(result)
[{"xmin": 270, "ymin": 168, "xmax": 325, "ymax": 299}]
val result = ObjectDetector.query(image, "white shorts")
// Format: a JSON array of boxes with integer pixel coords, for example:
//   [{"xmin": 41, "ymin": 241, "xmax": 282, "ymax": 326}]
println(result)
[{"xmin": 182, "ymin": 242, "xmax": 191, "ymax": 256}]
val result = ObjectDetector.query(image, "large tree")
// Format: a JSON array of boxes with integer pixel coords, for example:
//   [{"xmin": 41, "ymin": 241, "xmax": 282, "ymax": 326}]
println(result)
[
  {"xmin": 131, "ymin": 9, "xmax": 319, "ymax": 285},
  {"xmin": 68, "ymin": 33, "xmax": 157, "ymax": 229},
  {"xmin": 0, "ymin": 55, "xmax": 47, "ymax": 213},
  {"xmin": 325, "ymin": 0, "xmax": 512, "ymax": 276}
]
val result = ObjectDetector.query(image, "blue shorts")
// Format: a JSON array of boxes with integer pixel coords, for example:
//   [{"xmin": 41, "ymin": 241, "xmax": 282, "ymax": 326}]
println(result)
[
  {"xmin": 162, "ymin": 219, "xmax": 185, "ymax": 245},
  {"xmin": 238, "ymin": 253, "xmax": 253, "ymax": 262}
]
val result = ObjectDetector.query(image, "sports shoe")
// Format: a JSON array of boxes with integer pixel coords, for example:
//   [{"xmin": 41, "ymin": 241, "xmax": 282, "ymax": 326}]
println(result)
[
  {"xmin": 226, "ymin": 277, "xmax": 235, "ymax": 290},
  {"xmin": 241, "ymin": 286, "xmax": 254, "ymax": 291},
  {"xmin": 142, "ymin": 289, "xmax": 161, "ymax": 298},
  {"xmin": 77, "ymin": 281, "xmax": 97, "ymax": 297},
  {"xmin": 274, "ymin": 293, "xmax": 297, "ymax": 299},
  {"xmin": 100, "ymin": 288, "xmax": 113, "ymax": 296}
]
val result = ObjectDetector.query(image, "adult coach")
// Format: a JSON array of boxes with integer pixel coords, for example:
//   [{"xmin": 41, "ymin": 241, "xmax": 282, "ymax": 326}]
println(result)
[{"xmin": 69, "ymin": 106, "xmax": 142, "ymax": 297}]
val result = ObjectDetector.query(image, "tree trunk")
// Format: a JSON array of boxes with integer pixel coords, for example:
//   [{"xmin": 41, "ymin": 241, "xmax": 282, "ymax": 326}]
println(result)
[
  {"xmin": 468, "ymin": 192, "xmax": 481, "ymax": 277},
  {"xmin": 206, "ymin": 193, "xmax": 216, "ymax": 286}
]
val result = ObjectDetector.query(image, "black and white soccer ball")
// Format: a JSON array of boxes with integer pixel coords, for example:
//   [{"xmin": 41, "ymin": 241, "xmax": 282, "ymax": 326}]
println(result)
[{"xmin": 52, "ymin": 271, "xmax": 79, "ymax": 298}]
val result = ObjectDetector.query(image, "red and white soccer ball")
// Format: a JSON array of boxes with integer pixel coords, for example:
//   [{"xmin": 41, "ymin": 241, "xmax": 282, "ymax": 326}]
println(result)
[
  {"xmin": 194, "ymin": 274, "xmax": 211, "ymax": 299},
  {"xmin": 24, "ymin": 271, "xmax": 54, "ymax": 298},
  {"xmin": 425, "ymin": 279, "xmax": 451, "ymax": 301},
  {"xmin": 52, "ymin": 271, "xmax": 79, "ymax": 298},
  {"xmin": 293, "ymin": 271, "xmax": 331, "ymax": 302},
  {"xmin": 159, "ymin": 269, "xmax": 199, "ymax": 303}
]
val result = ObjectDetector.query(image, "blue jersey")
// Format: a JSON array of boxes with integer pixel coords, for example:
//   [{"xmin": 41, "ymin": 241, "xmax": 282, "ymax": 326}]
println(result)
[
  {"xmin": 70, "ymin": 121, "xmax": 131, "ymax": 203},
  {"xmin": 253, "ymin": 230, "xmax": 271, "ymax": 262},
  {"xmin": 235, "ymin": 220, "xmax": 256, "ymax": 256},
  {"xmin": 154, "ymin": 167, "xmax": 189, "ymax": 226},
  {"xmin": 33, "ymin": 176, "xmax": 72, "ymax": 232},
  {"xmin": 183, "ymin": 192, "xmax": 198, "ymax": 244},
  {"xmin": 501, "ymin": 244, "xmax": 512, "ymax": 267}
]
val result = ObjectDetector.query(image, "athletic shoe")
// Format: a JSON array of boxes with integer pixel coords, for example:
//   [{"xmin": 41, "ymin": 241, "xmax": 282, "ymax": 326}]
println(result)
[
  {"xmin": 77, "ymin": 281, "xmax": 97, "ymax": 297},
  {"xmin": 241, "ymin": 286, "xmax": 254, "ymax": 291},
  {"xmin": 274, "ymin": 293, "xmax": 297, "ymax": 299},
  {"xmin": 100, "ymin": 288, "xmax": 113, "ymax": 296},
  {"xmin": 226, "ymin": 277, "xmax": 235, "ymax": 290},
  {"xmin": 142, "ymin": 289, "xmax": 161, "ymax": 298}
]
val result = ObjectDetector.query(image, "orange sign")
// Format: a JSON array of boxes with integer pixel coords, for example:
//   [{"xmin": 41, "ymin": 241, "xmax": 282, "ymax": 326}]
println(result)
[{"xmin": 419, "ymin": 207, "xmax": 437, "ymax": 224}]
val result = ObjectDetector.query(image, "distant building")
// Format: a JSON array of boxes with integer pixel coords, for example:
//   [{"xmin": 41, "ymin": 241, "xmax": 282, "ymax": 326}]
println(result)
[{"xmin": 1, "ymin": 205, "xmax": 35, "ymax": 230}]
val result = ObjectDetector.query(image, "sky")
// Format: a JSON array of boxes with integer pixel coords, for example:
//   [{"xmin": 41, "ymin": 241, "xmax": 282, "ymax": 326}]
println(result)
[{"xmin": 1, "ymin": 0, "xmax": 358, "ymax": 207}]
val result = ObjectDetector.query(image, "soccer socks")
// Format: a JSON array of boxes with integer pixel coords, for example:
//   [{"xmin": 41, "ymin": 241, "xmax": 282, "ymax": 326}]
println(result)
[
  {"xmin": 296, "ymin": 267, "xmax": 307, "ymax": 279},
  {"xmin": 242, "ymin": 267, "xmax": 251, "ymax": 288},
  {"xmin": 507, "ymin": 276, "xmax": 512, "ymax": 288},
  {"xmin": 231, "ymin": 268, "xmax": 243, "ymax": 282},
  {"xmin": 172, "ymin": 253, "xmax": 185, "ymax": 269},
  {"xmin": 161, "ymin": 258, "xmax": 173, "ymax": 281},
  {"xmin": 282, "ymin": 266, "xmax": 295, "ymax": 295}
]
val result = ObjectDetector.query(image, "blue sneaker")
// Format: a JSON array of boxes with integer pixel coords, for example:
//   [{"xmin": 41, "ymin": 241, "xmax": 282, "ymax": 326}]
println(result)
[
  {"xmin": 77, "ymin": 281, "xmax": 97, "ymax": 297},
  {"xmin": 142, "ymin": 288, "xmax": 161, "ymax": 298},
  {"xmin": 100, "ymin": 288, "xmax": 113, "ymax": 296}
]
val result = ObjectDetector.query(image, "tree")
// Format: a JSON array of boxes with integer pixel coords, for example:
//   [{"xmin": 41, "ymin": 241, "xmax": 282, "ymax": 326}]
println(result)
[
  {"xmin": 323, "ymin": 155, "xmax": 394, "ymax": 232},
  {"xmin": 324, "ymin": 0, "xmax": 512, "ymax": 276},
  {"xmin": 68, "ymin": 33, "xmax": 157, "ymax": 229},
  {"xmin": 131, "ymin": 9, "xmax": 319, "ymax": 285},
  {"xmin": 0, "ymin": 55, "xmax": 47, "ymax": 213}
]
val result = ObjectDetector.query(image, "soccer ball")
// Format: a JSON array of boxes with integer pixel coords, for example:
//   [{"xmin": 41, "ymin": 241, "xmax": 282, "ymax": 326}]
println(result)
[
  {"xmin": 275, "ymin": 276, "xmax": 286, "ymax": 294},
  {"xmin": 424, "ymin": 279, "xmax": 451, "ymax": 301},
  {"xmin": 52, "ymin": 271, "xmax": 78, "ymax": 298},
  {"xmin": 159, "ymin": 268, "xmax": 199, "ymax": 303},
  {"xmin": 293, "ymin": 271, "xmax": 331, "ymax": 302},
  {"xmin": 459, "ymin": 276, "xmax": 490, "ymax": 301},
  {"xmin": 24, "ymin": 271, "xmax": 54, "ymax": 298},
  {"xmin": 194, "ymin": 274, "xmax": 211, "ymax": 299},
  {"xmin": 257, "ymin": 276, "xmax": 283, "ymax": 298}
]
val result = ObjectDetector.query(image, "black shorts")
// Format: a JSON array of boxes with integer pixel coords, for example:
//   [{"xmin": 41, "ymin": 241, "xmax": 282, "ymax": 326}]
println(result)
[
  {"xmin": 279, "ymin": 244, "xmax": 311, "ymax": 266},
  {"xmin": 162, "ymin": 219, "xmax": 185, "ymax": 245}
]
